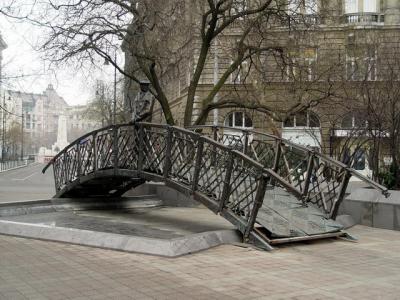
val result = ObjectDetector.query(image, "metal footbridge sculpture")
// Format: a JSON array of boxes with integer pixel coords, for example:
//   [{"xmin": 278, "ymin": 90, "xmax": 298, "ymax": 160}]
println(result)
[{"xmin": 43, "ymin": 123, "xmax": 388, "ymax": 249}]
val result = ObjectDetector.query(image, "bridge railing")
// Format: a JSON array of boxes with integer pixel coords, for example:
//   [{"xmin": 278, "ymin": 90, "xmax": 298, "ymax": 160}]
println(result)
[
  {"xmin": 138, "ymin": 123, "xmax": 269, "ymax": 241},
  {"xmin": 189, "ymin": 125, "xmax": 388, "ymax": 219},
  {"xmin": 43, "ymin": 122, "xmax": 388, "ymax": 244},
  {"xmin": 43, "ymin": 123, "xmax": 273, "ymax": 244}
]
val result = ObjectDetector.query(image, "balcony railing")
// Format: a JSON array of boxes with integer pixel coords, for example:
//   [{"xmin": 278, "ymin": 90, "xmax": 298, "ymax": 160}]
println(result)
[{"xmin": 344, "ymin": 13, "xmax": 384, "ymax": 24}]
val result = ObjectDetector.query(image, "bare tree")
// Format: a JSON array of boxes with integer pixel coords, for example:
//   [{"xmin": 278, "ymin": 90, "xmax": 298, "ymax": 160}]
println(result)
[
  {"xmin": 85, "ymin": 79, "xmax": 128, "ymax": 126},
  {"xmin": 325, "ymin": 39, "xmax": 400, "ymax": 189},
  {"xmin": 8, "ymin": 0, "xmax": 327, "ymax": 127},
  {"xmin": 4, "ymin": 120, "xmax": 24, "ymax": 160}
]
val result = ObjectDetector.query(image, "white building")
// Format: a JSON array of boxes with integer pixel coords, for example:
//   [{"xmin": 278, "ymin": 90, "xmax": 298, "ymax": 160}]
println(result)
[{"xmin": 5, "ymin": 85, "xmax": 101, "ymax": 157}]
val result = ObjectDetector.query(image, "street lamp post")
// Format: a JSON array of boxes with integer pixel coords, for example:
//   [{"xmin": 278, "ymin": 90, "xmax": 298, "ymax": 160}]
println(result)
[
  {"xmin": 113, "ymin": 52, "xmax": 117, "ymax": 125},
  {"xmin": 20, "ymin": 113, "xmax": 24, "ymax": 161},
  {"xmin": 1, "ymin": 95, "xmax": 5, "ymax": 162},
  {"xmin": 104, "ymin": 51, "xmax": 117, "ymax": 125}
]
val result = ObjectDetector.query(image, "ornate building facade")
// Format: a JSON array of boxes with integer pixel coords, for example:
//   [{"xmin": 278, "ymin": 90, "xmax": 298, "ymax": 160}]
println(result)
[
  {"xmin": 124, "ymin": 0, "xmax": 400, "ymax": 180},
  {"xmin": 5, "ymin": 85, "xmax": 100, "ymax": 157}
]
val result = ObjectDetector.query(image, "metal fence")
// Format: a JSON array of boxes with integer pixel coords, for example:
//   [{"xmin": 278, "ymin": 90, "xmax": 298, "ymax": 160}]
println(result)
[{"xmin": 0, "ymin": 160, "xmax": 28, "ymax": 172}]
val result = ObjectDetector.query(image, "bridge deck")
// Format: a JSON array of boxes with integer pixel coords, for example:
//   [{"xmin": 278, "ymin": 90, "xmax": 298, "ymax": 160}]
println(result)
[{"xmin": 257, "ymin": 188, "xmax": 343, "ymax": 238}]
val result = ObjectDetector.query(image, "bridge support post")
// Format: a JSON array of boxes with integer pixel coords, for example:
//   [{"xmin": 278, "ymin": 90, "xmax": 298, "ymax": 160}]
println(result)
[
  {"xmin": 243, "ymin": 131, "xmax": 249, "ymax": 155},
  {"xmin": 212, "ymin": 126, "xmax": 218, "ymax": 142},
  {"xmin": 164, "ymin": 126, "xmax": 173, "ymax": 179},
  {"xmin": 52, "ymin": 160, "xmax": 59, "ymax": 193},
  {"xmin": 273, "ymin": 141, "xmax": 282, "ymax": 172},
  {"xmin": 330, "ymin": 169, "xmax": 352, "ymax": 219},
  {"xmin": 210, "ymin": 126, "xmax": 218, "ymax": 167},
  {"xmin": 137, "ymin": 124, "xmax": 144, "ymax": 172},
  {"xmin": 76, "ymin": 143, "xmax": 81, "ymax": 179},
  {"xmin": 219, "ymin": 152, "xmax": 234, "ymax": 212},
  {"xmin": 63, "ymin": 152, "xmax": 68, "ymax": 185},
  {"xmin": 243, "ymin": 174, "xmax": 268, "ymax": 242},
  {"xmin": 112, "ymin": 126, "xmax": 118, "ymax": 173},
  {"xmin": 92, "ymin": 133, "xmax": 97, "ymax": 171},
  {"xmin": 301, "ymin": 152, "xmax": 315, "ymax": 201},
  {"xmin": 192, "ymin": 136, "xmax": 204, "ymax": 191},
  {"xmin": 270, "ymin": 140, "xmax": 282, "ymax": 186}
]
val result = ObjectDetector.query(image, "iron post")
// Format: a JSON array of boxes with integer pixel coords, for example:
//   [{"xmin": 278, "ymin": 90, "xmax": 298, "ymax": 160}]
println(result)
[
  {"xmin": 2, "ymin": 94, "xmax": 5, "ymax": 162},
  {"xmin": 163, "ymin": 126, "xmax": 173, "ymax": 179},
  {"xmin": 330, "ymin": 169, "xmax": 352, "ymax": 219},
  {"xmin": 192, "ymin": 136, "xmax": 204, "ymax": 191},
  {"xmin": 243, "ymin": 173, "xmax": 268, "ymax": 241},
  {"xmin": 302, "ymin": 152, "xmax": 315, "ymax": 199},
  {"xmin": 113, "ymin": 52, "xmax": 117, "ymax": 125},
  {"xmin": 92, "ymin": 133, "xmax": 97, "ymax": 171},
  {"xmin": 273, "ymin": 140, "xmax": 282, "ymax": 172},
  {"xmin": 20, "ymin": 113, "xmax": 24, "ymax": 161},
  {"xmin": 76, "ymin": 143, "xmax": 81, "ymax": 178},
  {"xmin": 243, "ymin": 131, "xmax": 249, "ymax": 155},
  {"xmin": 137, "ymin": 124, "xmax": 144, "ymax": 172},
  {"xmin": 113, "ymin": 126, "xmax": 118, "ymax": 171},
  {"xmin": 219, "ymin": 152, "xmax": 234, "ymax": 212}
]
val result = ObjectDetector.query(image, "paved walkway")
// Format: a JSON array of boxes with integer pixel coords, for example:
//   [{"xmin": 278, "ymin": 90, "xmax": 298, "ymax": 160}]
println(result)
[{"xmin": 0, "ymin": 225, "xmax": 399, "ymax": 299}]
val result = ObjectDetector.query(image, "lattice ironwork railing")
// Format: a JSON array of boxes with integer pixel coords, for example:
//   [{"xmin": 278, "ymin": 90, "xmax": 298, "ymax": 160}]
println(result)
[
  {"xmin": 189, "ymin": 125, "xmax": 388, "ymax": 219},
  {"xmin": 44, "ymin": 122, "xmax": 389, "ymax": 243},
  {"xmin": 43, "ymin": 123, "xmax": 270, "ymax": 242},
  {"xmin": 43, "ymin": 122, "xmax": 388, "ymax": 244}
]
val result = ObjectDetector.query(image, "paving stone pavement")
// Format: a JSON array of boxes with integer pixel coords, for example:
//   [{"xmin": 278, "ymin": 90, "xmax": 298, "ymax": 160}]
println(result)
[{"xmin": 0, "ymin": 225, "xmax": 400, "ymax": 300}]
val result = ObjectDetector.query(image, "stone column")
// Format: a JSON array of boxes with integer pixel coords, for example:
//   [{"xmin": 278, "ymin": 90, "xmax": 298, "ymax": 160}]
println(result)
[{"xmin": 385, "ymin": 0, "xmax": 400, "ymax": 25}]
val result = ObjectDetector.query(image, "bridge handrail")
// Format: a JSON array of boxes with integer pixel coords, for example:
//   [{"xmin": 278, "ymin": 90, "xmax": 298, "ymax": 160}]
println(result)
[
  {"xmin": 42, "ymin": 123, "xmax": 132, "ymax": 174},
  {"xmin": 188, "ymin": 124, "xmax": 389, "ymax": 196},
  {"xmin": 43, "ymin": 123, "xmax": 269, "ymax": 187}
]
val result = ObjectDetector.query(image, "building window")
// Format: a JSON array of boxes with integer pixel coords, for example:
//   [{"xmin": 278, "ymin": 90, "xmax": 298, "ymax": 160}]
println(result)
[
  {"xmin": 283, "ymin": 111, "xmax": 320, "ymax": 128},
  {"xmin": 344, "ymin": 0, "xmax": 378, "ymax": 13},
  {"xmin": 224, "ymin": 111, "xmax": 253, "ymax": 128},
  {"xmin": 231, "ymin": 60, "xmax": 249, "ymax": 83},
  {"xmin": 285, "ymin": 48, "xmax": 317, "ymax": 81},
  {"xmin": 288, "ymin": 0, "xmax": 317, "ymax": 15},
  {"xmin": 346, "ymin": 46, "xmax": 377, "ymax": 81},
  {"xmin": 341, "ymin": 113, "xmax": 367, "ymax": 128},
  {"xmin": 353, "ymin": 149, "xmax": 366, "ymax": 170},
  {"xmin": 282, "ymin": 111, "xmax": 321, "ymax": 148},
  {"xmin": 345, "ymin": 0, "xmax": 358, "ymax": 13},
  {"xmin": 363, "ymin": 0, "xmax": 377, "ymax": 12},
  {"xmin": 342, "ymin": 147, "xmax": 366, "ymax": 170}
]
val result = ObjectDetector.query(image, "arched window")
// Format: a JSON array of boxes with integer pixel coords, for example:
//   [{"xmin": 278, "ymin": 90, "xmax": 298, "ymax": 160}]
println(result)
[
  {"xmin": 224, "ymin": 111, "xmax": 253, "ymax": 128},
  {"xmin": 282, "ymin": 111, "xmax": 321, "ymax": 149},
  {"xmin": 341, "ymin": 113, "xmax": 367, "ymax": 129},
  {"xmin": 283, "ymin": 111, "xmax": 320, "ymax": 128}
]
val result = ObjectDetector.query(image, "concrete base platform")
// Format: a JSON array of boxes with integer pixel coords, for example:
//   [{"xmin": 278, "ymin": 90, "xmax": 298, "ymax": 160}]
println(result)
[
  {"xmin": 0, "ymin": 199, "xmax": 241, "ymax": 257},
  {"xmin": 339, "ymin": 188, "xmax": 400, "ymax": 231},
  {"xmin": 0, "ymin": 220, "xmax": 240, "ymax": 257}
]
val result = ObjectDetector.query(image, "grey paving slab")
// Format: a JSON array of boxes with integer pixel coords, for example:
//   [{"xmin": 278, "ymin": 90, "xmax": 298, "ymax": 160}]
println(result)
[{"xmin": 0, "ymin": 225, "xmax": 399, "ymax": 299}]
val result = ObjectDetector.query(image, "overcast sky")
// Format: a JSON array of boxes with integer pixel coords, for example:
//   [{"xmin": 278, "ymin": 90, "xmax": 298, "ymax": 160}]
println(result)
[{"xmin": 0, "ymin": 15, "xmax": 116, "ymax": 106}]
